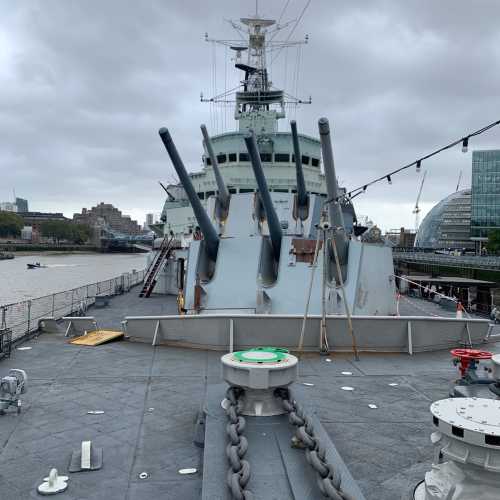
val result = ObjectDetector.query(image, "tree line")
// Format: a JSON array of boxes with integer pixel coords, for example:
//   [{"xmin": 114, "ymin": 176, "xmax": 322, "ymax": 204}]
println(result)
[{"xmin": 0, "ymin": 212, "xmax": 92, "ymax": 244}]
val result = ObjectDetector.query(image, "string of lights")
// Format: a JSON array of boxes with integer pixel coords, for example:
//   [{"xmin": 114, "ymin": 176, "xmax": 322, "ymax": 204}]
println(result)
[{"xmin": 327, "ymin": 117, "xmax": 500, "ymax": 205}]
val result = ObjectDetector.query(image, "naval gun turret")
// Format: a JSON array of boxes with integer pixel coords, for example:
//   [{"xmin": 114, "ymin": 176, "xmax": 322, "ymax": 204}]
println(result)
[{"xmin": 158, "ymin": 127, "xmax": 219, "ymax": 267}]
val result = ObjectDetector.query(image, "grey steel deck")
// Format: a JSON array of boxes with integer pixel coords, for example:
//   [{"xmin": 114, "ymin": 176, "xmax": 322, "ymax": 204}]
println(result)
[{"xmin": 1, "ymin": 290, "xmax": 498, "ymax": 500}]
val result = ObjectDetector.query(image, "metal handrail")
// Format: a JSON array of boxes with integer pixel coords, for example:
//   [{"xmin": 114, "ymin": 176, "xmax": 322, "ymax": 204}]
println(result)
[{"xmin": 0, "ymin": 269, "xmax": 146, "ymax": 342}]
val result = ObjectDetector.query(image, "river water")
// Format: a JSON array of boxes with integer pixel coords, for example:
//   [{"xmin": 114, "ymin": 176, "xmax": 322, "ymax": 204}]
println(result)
[{"xmin": 0, "ymin": 252, "xmax": 148, "ymax": 305}]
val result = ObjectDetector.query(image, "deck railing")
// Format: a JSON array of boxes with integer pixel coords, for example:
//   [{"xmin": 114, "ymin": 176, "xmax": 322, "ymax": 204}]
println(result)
[{"xmin": 0, "ymin": 269, "xmax": 145, "ymax": 342}]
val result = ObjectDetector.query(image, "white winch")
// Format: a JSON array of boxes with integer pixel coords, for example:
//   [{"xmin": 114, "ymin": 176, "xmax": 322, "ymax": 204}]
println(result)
[
  {"xmin": 0, "ymin": 369, "xmax": 27, "ymax": 414},
  {"xmin": 221, "ymin": 347, "xmax": 298, "ymax": 416},
  {"xmin": 414, "ymin": 397, "xmax": 500, "ymax": 499}
]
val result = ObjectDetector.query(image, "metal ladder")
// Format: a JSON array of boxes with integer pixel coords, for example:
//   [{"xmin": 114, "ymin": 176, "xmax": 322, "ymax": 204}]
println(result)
[{"xmin": 139, "ymin": 237, "xmax": 173, "ymax": 298}]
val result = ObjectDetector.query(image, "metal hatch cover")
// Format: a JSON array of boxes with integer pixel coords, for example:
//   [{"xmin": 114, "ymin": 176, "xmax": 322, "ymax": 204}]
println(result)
[{"xmin": 232, "ymin": 347, "xmax": 289, "ymax": 364}]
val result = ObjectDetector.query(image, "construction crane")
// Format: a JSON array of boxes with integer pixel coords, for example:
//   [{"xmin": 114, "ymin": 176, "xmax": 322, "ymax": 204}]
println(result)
[
  {"xmin": 456, "ymin": 170, "xmax": 462, "ymax": 192},
  {"xmin": 413, "ymin": 170, "xmax": 427, "ymax": 232}
]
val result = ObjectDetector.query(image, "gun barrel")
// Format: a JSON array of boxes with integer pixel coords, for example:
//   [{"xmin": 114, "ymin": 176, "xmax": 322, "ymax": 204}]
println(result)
[
  {"xmin": 290, "ymin": 120, "xmax": 308, "ymax": 207},
  {"xmin": 318, "ymin": 117, "xmax": 348, "ymax": 274},
  {"xmin": 200, "ymin": 124, "xmax": 230, "ymax": 210},
  {"xmin": 244, "ymin": 131, "xmax": 282, "ymax": 260},
  {"xmin": 318, "ymin": 118, "xmax": 346, "ymax": 232},
  {"xmin": 158, "ymin": 181, "xmax": 175, "ymax": 201},
  {"xmin": 159, "ymin": 127, "xmax": 219, "ymax": 261}
]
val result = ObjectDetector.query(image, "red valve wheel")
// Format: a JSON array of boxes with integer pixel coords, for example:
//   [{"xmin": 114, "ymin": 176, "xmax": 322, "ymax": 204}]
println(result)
[
  {"xmin": 450, "ymin": 348, "xmax": 492, "ymax": 377},
  {"xmin": 450, "ymin": 348, "xmax": 492, "ymax": 360}
]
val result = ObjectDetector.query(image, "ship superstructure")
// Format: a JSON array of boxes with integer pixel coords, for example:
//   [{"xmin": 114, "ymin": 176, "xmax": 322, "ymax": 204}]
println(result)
[
  {"xmin": 151, "ymin": 10, "xmax": 398, "ymax": 319},
  {"xmin": 158, "ymin": 14, "xmax": 355, "ymax": 238}
]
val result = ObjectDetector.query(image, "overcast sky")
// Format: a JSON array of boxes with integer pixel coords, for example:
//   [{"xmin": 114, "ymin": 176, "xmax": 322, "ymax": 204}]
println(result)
[{"xmin": 1, "ymin": 0, "xmax": 500, "ymax": 230}]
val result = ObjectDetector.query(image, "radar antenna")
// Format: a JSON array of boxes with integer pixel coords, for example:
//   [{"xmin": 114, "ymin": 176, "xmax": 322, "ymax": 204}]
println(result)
[{"xmin": 456, "ymin": 170, "xmax": 463, "ymax": 192}]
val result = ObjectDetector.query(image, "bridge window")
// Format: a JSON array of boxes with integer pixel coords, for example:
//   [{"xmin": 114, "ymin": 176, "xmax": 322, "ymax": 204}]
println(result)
[
  {"xmin": 239, "ymin": 153, "xmax": 249, "ymax": 162},
  {"xmin": 206, "ymin": 157, "xmax": 211, "ymax": 166},
  {"xmin": 260, "ymin": 153, "xmax": 272, "ymax": 162},
  {"xmin": 228, "ymin": 153, "xmax": 237, "ymax": 162},
  {"xmin": 217, "ymin": 154, "xmax": 227, "ymax": 164},
  {"xmin": 197, "ymin": 192, "xmax": 205, "ymax": 200},
  {"xmin": 229, "ymin": 188, "xmax": 237, "ymax": 194},
  {"xmin": 275, "ymin": 153, "xmax": 290, "ymax": 163},
  {"xmin": 311, "ymin": 157, "xmax": 319, "ymax": 167},
  {"xmin": 240, "ymin": 188, "xmax": 254, "ymax": 193},
  {"xmin": 206, "ymin": 191, "xmax": 215, "ymax": 197},
  {"xmin": 302, "ymin": 155, "xmax": 310, "ymax": 165}
]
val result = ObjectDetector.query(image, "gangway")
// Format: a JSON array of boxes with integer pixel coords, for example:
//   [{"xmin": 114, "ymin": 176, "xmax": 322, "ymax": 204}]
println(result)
[{"xmin": 139, "ymin": 236, "xmax": 174, "ymax": 298}]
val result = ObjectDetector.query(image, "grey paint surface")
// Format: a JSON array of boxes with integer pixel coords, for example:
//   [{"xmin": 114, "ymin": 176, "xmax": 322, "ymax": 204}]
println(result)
[
  {"xmin": 1, "ymin": 290, "xmax": 499, "ymax": 500},
  {"xmin": 125, "ymin": 313, "xmax": 489, "ymax": 352}
]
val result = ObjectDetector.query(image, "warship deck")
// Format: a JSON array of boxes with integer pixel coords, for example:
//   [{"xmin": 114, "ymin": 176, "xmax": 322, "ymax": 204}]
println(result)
[{"xmin": 1, "ymin": 290, "xmax": 498, "ymax": 500}]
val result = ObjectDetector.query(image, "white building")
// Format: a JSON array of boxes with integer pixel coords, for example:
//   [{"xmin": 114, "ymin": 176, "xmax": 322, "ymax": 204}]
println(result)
[{"xmin": 0, "ymin": 202, "xmax": 18, "ymax": 212}]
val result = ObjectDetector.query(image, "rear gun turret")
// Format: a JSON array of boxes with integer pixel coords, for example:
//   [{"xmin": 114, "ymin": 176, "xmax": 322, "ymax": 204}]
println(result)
[
  {"xmin": 244, "ymin": 130, "xmax": 283, "ymax": 261},
  {"xmin": 158, "ymin": 127, "xmax": 219, "ymax": 262}
]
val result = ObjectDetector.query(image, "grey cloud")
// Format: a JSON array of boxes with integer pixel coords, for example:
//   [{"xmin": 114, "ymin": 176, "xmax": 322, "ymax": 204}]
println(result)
[{"xmin": 1, "ymin": 0, "xmax": 499, "ymax": 229}]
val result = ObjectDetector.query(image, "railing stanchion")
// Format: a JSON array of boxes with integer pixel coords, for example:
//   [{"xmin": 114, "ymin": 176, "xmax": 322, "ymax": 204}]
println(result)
[{"xmin": 27, "ymin": 300, "xmax": 31, "ymax": 335}]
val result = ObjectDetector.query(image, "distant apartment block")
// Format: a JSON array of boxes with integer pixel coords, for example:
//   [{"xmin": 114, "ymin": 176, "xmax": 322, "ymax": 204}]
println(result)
[{"xmin": 73, "ymin": 202, "xmax": 143, "ymax": 235}]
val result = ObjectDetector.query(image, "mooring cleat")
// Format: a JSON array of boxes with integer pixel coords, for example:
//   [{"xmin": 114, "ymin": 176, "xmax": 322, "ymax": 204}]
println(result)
[{"xmin": 37, "ymin": 468, "xmax": 68, "ymax": 495}]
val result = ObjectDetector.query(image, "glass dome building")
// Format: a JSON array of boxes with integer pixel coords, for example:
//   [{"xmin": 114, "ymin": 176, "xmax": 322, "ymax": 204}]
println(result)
[{"xmin": 414, "ymin": 189, "xmax": 473, "ymax": 249}]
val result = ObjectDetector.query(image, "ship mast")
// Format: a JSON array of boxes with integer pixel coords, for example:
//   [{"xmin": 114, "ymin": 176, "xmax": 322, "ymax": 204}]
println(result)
[{"xmin": 202, "ymin": 9, "xmax": 310, "ymax": 133}]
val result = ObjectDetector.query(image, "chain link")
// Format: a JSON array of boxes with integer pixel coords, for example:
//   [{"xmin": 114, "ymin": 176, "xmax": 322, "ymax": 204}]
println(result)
[
  {"xmin": 275, "ymin": 387, "xmax": 357, "ymax": 500},
  {"xmin": 225, "ymin": 387, "xmax": 254, "ymax": 500}
]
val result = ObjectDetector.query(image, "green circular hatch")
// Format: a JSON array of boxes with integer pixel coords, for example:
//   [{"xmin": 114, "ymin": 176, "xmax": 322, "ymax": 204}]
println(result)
[{"xmin": 233, "ymin": 347, "xmax": 289, "ymax": 363}]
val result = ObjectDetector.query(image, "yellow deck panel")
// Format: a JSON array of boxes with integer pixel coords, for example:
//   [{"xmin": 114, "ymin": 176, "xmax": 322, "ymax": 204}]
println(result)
[{"xmin": 69, "ymin": 329, "xmax": 124, "ymax": 346}]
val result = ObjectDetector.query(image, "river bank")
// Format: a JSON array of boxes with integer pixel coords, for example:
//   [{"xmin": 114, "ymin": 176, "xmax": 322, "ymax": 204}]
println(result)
[{"xmin": 0, "ymin": 243, "xmax": 99, "ymax": 252}]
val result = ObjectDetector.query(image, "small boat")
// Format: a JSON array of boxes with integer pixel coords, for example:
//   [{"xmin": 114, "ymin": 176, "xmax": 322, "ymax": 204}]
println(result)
[
  {"xmin": 0, "ymin": 252, "xmax": 14, "ymax": 260},
  {"xmin": 27, "ymin": 262, "xmax": 47, "ymax": 269}
]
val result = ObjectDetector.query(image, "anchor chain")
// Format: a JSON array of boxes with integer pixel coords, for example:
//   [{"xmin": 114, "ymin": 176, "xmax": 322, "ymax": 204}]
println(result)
[
  {"xmin": 225, "ymin": 386, "xmax": 254, "ymax": 500},
  {"xmin": 275, "ymin": 387, "xmax": 356, "ymax": 500}
]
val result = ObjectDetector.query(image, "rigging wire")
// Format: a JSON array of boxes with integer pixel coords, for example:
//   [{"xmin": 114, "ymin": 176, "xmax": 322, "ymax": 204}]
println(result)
[
  {"xmin": 327, "ymin": 118, "xmax": 500, "ymax": 205},
  {"xmin": 278, "ymin": 0, "xmax": 291, "ymax": 24},
  {"xmin": 213, "ymin": 41, "xmax": 218, "ymax": 134},
  {"xmin": 224, "ymin": 45, "xmax": 228, "ymax": 132},
  {"xmin": 271, "ymin": 0, "xmax": 311, "ymax": 65},
  {"xmin": 209, "ymin": 41, "xmax": 214, "ymax": 132},
  {"xmin": 294, "ymin": 45, "xmax": 302, "ymax": 120},
  {"xmin": 283, "ymin": 46, "xmax": 288, "ymax": 95}
]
